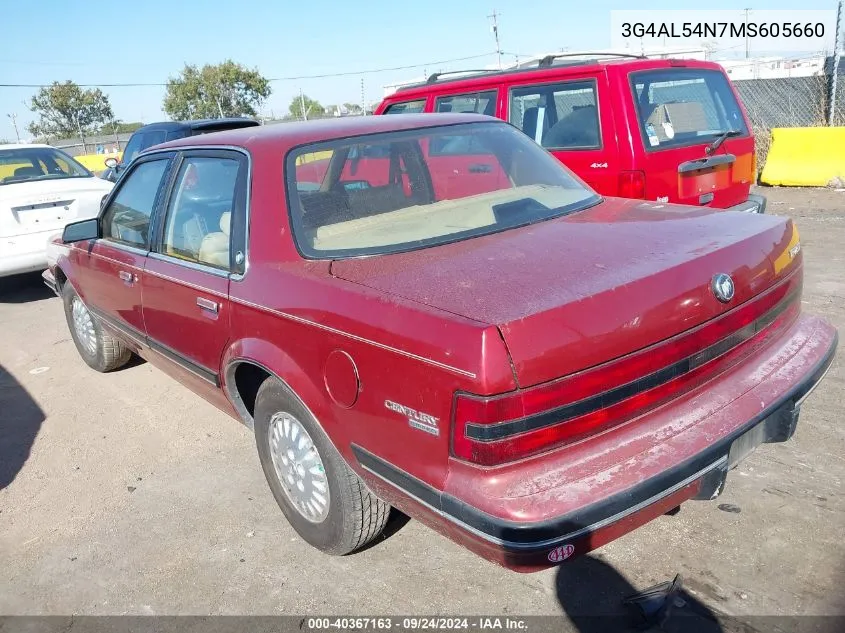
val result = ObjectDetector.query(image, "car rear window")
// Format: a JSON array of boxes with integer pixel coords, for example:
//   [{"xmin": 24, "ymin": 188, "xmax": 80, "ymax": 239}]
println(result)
[
  {"xmin": 630, "ymin": 69, "xmax": 748, "ymax": 150},
  {"xmin": 286, "ymin": 122, "xmax": 599, "ymax": 259}
]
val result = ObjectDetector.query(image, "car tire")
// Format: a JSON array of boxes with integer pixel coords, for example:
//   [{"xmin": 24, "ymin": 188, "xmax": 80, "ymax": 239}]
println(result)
[
  {"xmin": 254, "ymin": 377, "xmax": 390, "ymax": 555},
  {"xmin": 62, "ymin": 283, "xmax": 131, "ymax": 372}
]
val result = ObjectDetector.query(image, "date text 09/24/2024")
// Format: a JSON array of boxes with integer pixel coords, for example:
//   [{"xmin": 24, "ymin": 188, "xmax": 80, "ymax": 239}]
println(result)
[{"xmin": 620, "ymin": 21, "xmax": 825, "ymax": 39}]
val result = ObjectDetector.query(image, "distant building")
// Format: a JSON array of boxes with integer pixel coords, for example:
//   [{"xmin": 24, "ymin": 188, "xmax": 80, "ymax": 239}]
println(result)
[{"xmin": 717, "ymin": 55, "xmax": 826, "ymax": 80}]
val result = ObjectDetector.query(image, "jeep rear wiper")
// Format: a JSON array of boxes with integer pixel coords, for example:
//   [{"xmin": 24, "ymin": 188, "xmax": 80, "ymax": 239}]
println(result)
[{"xmin": 705, "ymin": 129, "xmax": 742, "ymax": 155}]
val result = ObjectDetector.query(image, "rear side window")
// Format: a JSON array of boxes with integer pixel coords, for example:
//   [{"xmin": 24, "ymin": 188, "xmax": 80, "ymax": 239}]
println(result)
[
  {"xmin": 631, "ymin": 69, "xmax": 748, "ymax": 150},
  {"xmin": 435, "ymin": 90, "xmax": 497, "ymax": 115},
  {"xmin": 160, "ymin": 157, "xmax": 240, "ymax": 270},
  {"xmin": 383, "ymin": 99, "xmax": 426, "ymax": 114},
  {"xmin": 509, "ymin": 80, "xmax": 601, "ymax": 150}
]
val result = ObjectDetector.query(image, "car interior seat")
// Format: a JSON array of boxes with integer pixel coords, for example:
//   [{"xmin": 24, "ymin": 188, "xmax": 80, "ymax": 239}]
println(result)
[
  {"xmin": 197, "ymin": 211, "xmax": 231, "ymax": 268},
  {"xmin": 13, "ymin": 166, "xmax": 43, "ymax": 179}
]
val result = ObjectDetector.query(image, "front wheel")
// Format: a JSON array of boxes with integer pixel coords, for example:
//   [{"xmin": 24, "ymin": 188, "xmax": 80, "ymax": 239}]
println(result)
[
  {"xmin": 62, "ymin": 283, "xmax": 131, "ymax": 372},
  {"xmin": 254, "ymin": 378, "xmax": 390, "ymax": 554}
]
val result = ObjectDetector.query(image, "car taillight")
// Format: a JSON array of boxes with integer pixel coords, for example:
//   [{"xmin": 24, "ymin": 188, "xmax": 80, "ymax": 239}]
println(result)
[
  {"xmin": 452, "ymin": 274, "xmax": 801, "ymax": 466},
  {"xmin": 618, "ymin": 170, "xmax": 646, "ymax": 199}
]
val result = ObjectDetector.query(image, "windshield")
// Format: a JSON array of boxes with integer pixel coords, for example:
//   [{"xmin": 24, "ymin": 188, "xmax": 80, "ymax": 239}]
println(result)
[
  {"xmin": 631, "ymin": 69, "xmax": 748, "ymax": 150},
  {"xmin": 0, "ymin": 147, "xmax": 92, "ymax": 185},
  {"xmin": 287, "ymin": 121, "xmax": 600, "ymax": 258}
]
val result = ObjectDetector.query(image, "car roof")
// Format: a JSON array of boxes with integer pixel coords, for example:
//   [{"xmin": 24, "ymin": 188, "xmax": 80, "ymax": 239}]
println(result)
[
  {"xmin": 387, "ymin": 57, "xmax": 723, "ymax": 98},
  {"xmin": 135, "ymin": 118, "xmax": 260, "ymax": 133},
  {"xmin": 0, "ymin": 143, "xmax": 55, "ymax": 150},
  {"xmin": 154, "ymin": 113, "xmax": 494, "ymax": 153}
]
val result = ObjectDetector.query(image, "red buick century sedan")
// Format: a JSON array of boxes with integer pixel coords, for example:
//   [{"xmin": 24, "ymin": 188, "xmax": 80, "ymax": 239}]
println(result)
[{"xmin": 44, "ymin": 114, "xmax": 837, "ymax": 572}]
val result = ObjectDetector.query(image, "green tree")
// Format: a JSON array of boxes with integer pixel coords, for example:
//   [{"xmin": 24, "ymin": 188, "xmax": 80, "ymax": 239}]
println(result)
[
  {"xmin": 343, "ymin": 102, "xmax": 363, "ymax": 114},
  {"xmin": 97, "ymin": 120, "xmax": 144, "ymax": 135},
  {"xmin": 27, "ymin": 81, "xmax": 114, "ymax": 149},
  {"xmin": 163, "ymin": 60, "xmax": 271, "ymax": 120},
  {"xmin": 288, "ymin": 94, "xmax": 324, "ymax": 120}
]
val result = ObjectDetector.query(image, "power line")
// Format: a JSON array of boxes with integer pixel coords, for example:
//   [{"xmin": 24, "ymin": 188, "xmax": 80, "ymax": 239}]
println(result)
[{"xmin": 0, "ymin": 53, "xmax": 495, "ymax": 89}]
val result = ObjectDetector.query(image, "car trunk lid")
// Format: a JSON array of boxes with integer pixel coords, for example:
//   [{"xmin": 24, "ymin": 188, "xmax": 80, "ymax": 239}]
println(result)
[
  {"xmin": 0, "ymin": 178, "xmax": 108, "ymax": 238},
  {"xmin": 331, "ymin": 198, "xmax": 798, "ymax": 388}
]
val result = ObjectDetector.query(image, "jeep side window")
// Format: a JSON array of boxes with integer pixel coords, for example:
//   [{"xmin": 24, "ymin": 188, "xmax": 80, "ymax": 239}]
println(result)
[
  {"xmin": 101, "ymin": 159, "xmax": 170, "ymax": 248},
  {"xmin": 509, "ymin": 80, "xmax": 601, "ymax": 150},
  {"xmin": 434, "ymin": 91, "xmax": 497, "ymax": 115},
  {"xmin": 383, "ymin": 99, "xmax": 426, "ymax": 114}
]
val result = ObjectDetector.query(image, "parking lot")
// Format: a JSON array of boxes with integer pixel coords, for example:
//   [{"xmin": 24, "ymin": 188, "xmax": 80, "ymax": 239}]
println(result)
[{"xmin": 1, "ymin": 186, "xmax": 843, "ymax": 627}]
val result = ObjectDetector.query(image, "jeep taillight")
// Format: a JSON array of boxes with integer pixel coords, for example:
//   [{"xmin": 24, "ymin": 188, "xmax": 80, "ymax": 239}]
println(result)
[
  {"xmin": 618, "ymin": 170, "xmax": 646, "ymax": 199},
  {"xmin": 452, "ymin": 275, "xmax": 801, "ymax": 466}
]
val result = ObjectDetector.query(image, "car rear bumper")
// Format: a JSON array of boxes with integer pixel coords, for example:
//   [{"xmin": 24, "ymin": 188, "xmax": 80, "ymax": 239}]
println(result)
[
  {"xmin": 354, "ymin": 313, "xmax": 836, "ymax": 572},
  {"xmin": 0, "ymin": 229, "xmax": 62, "ymax": 278},
  {"xmin": 728, "ymin": 193, "xmax": 766, "ymax": 214}
]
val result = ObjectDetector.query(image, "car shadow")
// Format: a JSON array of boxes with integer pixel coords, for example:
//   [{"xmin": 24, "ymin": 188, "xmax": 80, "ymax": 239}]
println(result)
[
  {"xmin": 555, "ymin": 554, "xmax": 724, "ymax": 633},
  {"xmin": 0, "ymin": 362, "xmax": 46, "ymax": 490},
  {"xmin": 0, "ymin": 272, "xmax": 54, "ymax": 304}
]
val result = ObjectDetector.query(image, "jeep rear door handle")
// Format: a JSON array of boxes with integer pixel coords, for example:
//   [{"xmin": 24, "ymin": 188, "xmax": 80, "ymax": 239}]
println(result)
[
  {"xmin": 468, "ymin": 163, "xmax": 492, "ymax": 173},
  {"xmin": 196, "ymin": 297, "xmax": 219, "ymax": 313},
  {"xmin": 118, "ymin": 270, "xmax": 136, "ymax": 283}
]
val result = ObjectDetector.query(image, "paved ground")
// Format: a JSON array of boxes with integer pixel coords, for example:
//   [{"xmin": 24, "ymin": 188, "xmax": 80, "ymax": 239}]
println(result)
[{"xmin": 1, "ymin": 187, "xmax": 843, "ymax": 629}]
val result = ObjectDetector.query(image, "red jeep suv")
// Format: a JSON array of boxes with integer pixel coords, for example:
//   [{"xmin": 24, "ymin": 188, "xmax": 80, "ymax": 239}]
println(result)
[
  {"xmin": 376, "ymin": 55, "xmax": 765, "ymax": 213},
  {"xmin": 46, "ymin": 114, "xmax": 834, "ymax": 572}
]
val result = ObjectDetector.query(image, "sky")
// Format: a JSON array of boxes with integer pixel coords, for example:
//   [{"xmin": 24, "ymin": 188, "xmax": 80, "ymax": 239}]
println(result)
[{"xmin": 1, "ymin": 0, "xmax": 839, "ymax": 140}]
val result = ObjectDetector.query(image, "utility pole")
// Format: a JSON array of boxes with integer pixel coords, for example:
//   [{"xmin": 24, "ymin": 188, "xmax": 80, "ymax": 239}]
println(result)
[
  {"xmin": 744, "ymin": 8, "xmax": 752, "ymax": 59},
  {"xmin": 360, "ymin": 77, "xmax": 366, "ymax": 116},
  {"xmin": 829, "ymin": 0, "xmax": 843, "ymax": 125},
  {"xmin": 7, "ymin": 113, "xmax": 20, "ymax": 142},
  {"xmin": 488, "ymin": 9, "xmax": 502, "ymax": 69},
  {"xmin": 299, "ymin": 88, "xmax": 308, "ymax": 121}
]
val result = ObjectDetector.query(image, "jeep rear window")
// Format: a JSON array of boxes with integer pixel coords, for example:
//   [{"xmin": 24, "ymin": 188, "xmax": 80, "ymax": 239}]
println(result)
[
  {"xmin": 383, "ymin": 100, "xmax": 426, "ymax": 114},
  {"xmin": 631, "ymin": 69, "xmax": 748, "ymax": 150},
  {"xmin": 287, "ymin": 122, "xmax": 600, "ymax": 259}
]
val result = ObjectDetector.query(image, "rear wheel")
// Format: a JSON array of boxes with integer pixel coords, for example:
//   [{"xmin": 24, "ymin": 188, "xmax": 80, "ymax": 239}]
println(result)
[
  {"xmin": 62, "ymin": 283, "xmax": 131, "ymax": 372},
  {"xmin": 254, "ymin": 377, "xmax": 390, "ymax": 554}
]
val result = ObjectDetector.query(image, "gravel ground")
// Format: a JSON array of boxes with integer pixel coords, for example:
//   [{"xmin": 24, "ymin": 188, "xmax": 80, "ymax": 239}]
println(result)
[{"xmin": 0, "ymin": 186, "xmax": 842, "ymax": 631}]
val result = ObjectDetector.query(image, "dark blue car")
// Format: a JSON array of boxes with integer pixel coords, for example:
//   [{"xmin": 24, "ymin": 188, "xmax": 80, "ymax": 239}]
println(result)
[{"xmin": 102, "ymin": 118, "xmax": 260, "ymax": 182}]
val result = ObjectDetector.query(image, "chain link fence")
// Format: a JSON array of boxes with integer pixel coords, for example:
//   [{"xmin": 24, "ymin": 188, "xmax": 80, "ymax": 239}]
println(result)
[{"xmin": 733, "ymin": 74, "xmax": 845, "ymax": 171}]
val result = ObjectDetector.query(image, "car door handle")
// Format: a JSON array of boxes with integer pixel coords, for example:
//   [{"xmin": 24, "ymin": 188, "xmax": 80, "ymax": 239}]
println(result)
[
  {"xmin": 468, "ymin": 163, "xmax": 492, "ymax": 173},
  {"xmin": 118, "ymin": 270, "xmax": 136, "ymax": 283},
  {"xmin": 196, "ymin": 297, "xmax": 219, "ymax": 313}
]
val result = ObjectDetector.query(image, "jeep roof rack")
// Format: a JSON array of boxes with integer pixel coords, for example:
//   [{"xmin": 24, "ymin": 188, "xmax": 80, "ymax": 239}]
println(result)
[
  {"xmin": 426, "ymin": 69, "xmax": 500, "ymax": 84},
  {"xmin": 537, "ymin": 52, "xmax": 647, "ymax": 68}
]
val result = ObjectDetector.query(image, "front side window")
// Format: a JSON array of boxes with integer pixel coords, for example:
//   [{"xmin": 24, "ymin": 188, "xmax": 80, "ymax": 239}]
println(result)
[
  {"xmin": 160, "ymin": 156, "xmax": 240, "ymax": 269},
  {"xmin": 383, "ymin": 99, "xmax": 426, "ymax": 114},
  {"xmin": 0, "ymin": 147, "xmax": 91, "ymax": 185},
  {"xmin": 102, "ymin": 159, "xmax": 169, "ymax": 247},
  {"xmin": 288, "ymin": 122, "xmax": 599, "ymax": 259},
  {"xmin": 630, "ymin": 69, "xmax": 748, "ymax": 150},
  {"xmin": 509, "ymin": 80, "xmax": 601, "ymax": 150}
]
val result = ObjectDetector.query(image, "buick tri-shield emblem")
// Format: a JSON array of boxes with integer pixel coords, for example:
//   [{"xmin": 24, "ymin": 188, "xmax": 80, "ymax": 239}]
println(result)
[{"xmin": 712, "ymin": 273, "xmax": 735, "ymax": 303}]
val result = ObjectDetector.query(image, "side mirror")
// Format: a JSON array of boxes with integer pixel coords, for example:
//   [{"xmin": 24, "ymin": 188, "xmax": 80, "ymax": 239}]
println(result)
[
  {"xmin": 62, "ymin": 218, "xmax": 100, "ymax": 243},
  {"xmin": 104, "ymin": 157, "xmax": 118, "ymax": 169}
]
